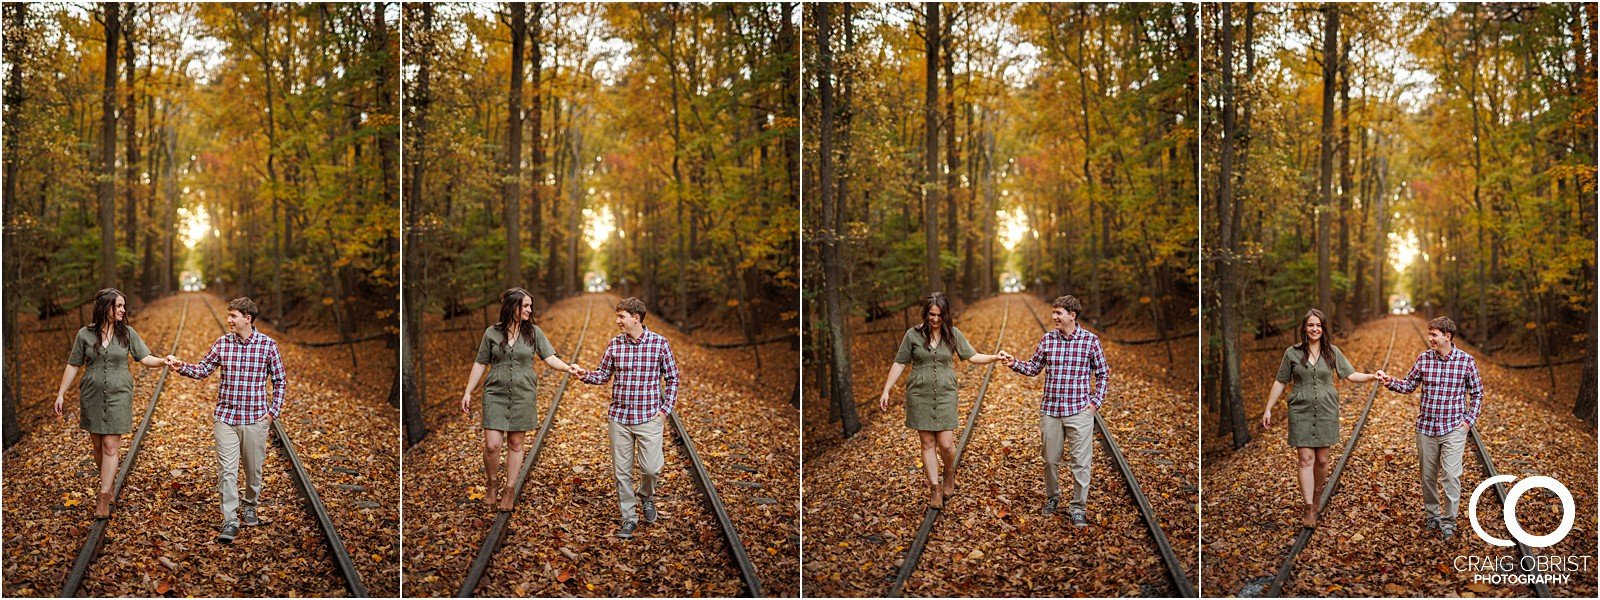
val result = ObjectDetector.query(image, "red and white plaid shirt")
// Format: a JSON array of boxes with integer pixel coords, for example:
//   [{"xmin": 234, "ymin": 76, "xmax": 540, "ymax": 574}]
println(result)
[
  {"xmin": 579, "ymin": 327, "xmax": 680, "ymax": 426},
  {"xmin": 1010, "ymin": 325, "xmax": 1109, "ymax": 417},
  {"xmin": 177, "ymin": 329, "xmax": 288, "ymax": 426},
  {"xmin": 1384, "ymin": 345, "xmax": 1483, "ymax": 437}
]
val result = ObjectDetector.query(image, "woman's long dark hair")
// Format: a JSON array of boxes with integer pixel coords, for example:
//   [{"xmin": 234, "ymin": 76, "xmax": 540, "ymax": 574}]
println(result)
[
  {"xmin": 1293, "ymin": 308, "xmax": 1334, "ymax": 367},
  {"xmin": 915, "ymin": 292, "xmax": 954, "ymax": 350},
  {"xmin": 495, "ymin": 287, "xmax": 536, "ymax": 347},
  {"xmin": 89, "ymin": 288, "xmax": 131, "ymax": 353}
]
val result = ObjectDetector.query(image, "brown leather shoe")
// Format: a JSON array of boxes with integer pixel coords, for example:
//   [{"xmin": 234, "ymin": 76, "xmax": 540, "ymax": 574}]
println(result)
[
  {"xmin": 1302, "ymin": 502, "xmax": 1318, "ymax": 528},
  {"xmin": 94, "ymin": 492, "xmax": 113, "ymax": 519}
]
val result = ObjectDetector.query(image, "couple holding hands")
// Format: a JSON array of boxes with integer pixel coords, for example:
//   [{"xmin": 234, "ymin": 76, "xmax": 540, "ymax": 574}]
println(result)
[
  {"xmin": 460, "ymin": 290, "xmax": 679, "ymax": 540},
  {"xmin": 1259, "ymin": 309, "xmax": 1483, "ymax": 539},
  {"xmin": 54, "ymin": 291, "xmax": 286, "ymax": 544},
  {"xmin": 879, "ymin": 293, "xmax": 1109, "ymax": 526}
]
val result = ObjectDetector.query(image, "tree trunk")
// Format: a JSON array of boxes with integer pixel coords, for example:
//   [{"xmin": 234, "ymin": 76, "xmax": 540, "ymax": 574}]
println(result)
[
  {"xmin": 528, "ymin": 3, "xmax": 545, "ymax": 301},
  {"xmin": 503, "ymin": 3, "xmax": 526, "ymax": 290},
  {"xmin": 1336, "ymin": 23, "xmax": 1351, "ymax": 326},
  {"xmin": 1316, "ymin": 4, "xmax": 1337, "ymax": 315},
  {"xmin": 922, "ymin": 2, "xmax": 943, "ymax": 292},
  {"xmin": 816, "ymin": 4, "xmax": 860, "ymax": 438},
  {"xmin": 4, "ymin": 4, "xmax": 29, "ymax": 449},
  {"xmin": 402, "ymin": 2, "xmax": 434, "ymax": 448},
  {"xmin": 1468, "ymin": 9, "xmax": 1487, "ymax": 341},
  {"xmin": 99, "ymin": 2, "xmax": 120, "ymax": 291},
  {"xmin": 1218, "ymin": 5, "xmax": 1250, "ymax": 450},
  {"xmin": 122, "ymin": 6, "xmax": 139, "ymax": 289},
  {"xmin": 942, "ymin": 7, "xmax": 959, "ymax": 289}
]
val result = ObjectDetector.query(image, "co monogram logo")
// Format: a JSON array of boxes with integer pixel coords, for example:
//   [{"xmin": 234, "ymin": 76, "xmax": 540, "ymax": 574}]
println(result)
[{"xmin": 1468, "ymin": 475, "xmax": 1574, "ymax": 549}]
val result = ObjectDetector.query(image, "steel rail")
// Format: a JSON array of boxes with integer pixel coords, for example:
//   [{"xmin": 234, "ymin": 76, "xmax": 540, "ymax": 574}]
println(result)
[{"xmin": 667, "ymin": 409, "xmax": 764, "ymax": 597}]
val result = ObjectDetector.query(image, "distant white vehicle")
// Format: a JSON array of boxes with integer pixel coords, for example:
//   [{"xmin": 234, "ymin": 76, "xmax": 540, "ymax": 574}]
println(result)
[
  {"xmin": 1389, "ymin": 297, "xmax": 1413, "ymax": 315},
  {"xmin": 584, "ymin": 273, "xmax": 610, "ymax": 293},
  {"xmin": 1000, "ymin": 274, "xmax": 1024, "ymax": 294}
]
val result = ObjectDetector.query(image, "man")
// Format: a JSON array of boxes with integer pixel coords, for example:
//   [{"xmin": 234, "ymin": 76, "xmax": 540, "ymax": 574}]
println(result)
[
  {"xmin": 1381, "ymin": 316, "xmax": 1483, "ymax": 540},
  {"xmin": 168, "ymin": 297, "xmax": 287, "ymax": 543},
  {"xmin": 571, "ymin": 297, "xmax": 680, "ymax": 539},
  {"xmin": 1000, "ymin": 295, "xmax": 1109, "ymax": 526}
]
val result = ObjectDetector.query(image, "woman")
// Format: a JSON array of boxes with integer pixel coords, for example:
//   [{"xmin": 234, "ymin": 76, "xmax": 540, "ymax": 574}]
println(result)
[
  {"xmin": 1260, "ymin": 308, "xmax": 1385, "ymax": 527},
  {"xmin": 460, "ymin": 288, "xmax": 580, "ymax": 511},
  {"xmin": 53, "ymin": 289, "xmax": 169, "ymax": 518},
  {"xmin": 877, "ymin": 292, "xmax": 1005, "ymax": 509}
]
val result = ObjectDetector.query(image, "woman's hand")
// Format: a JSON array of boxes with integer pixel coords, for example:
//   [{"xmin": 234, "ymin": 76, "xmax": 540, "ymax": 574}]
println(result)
[
  {"xmin": 879, "ymin": 391, "xmax": 891, "ymax": 412},
  {"xmin": 54, "ymin": 394, "xmax": 64, "ymax": 417},
  {"xmin": 1260, "ymin": 405, "xmax": 1274, "ymax": 429},
  {"xmin": 460, "ymin": 392, "xmax": 473, "ymax": 415}
]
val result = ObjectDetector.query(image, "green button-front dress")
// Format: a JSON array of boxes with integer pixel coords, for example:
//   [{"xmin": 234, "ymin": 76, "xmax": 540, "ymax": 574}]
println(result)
[
  {"xmin": 1275, "ymin": 344, "xmax": 1354, "ymax": 448},
  {"xmin": 894, "ymin": 326, "xmax": 977, "ymax": 431},
  {"xmin": 475, "ymin": 324, "xmax": 556, "ymax": 431},
  {"xmin": 67, "ymin": 326, "xmax": 151, "ymax": 435}
]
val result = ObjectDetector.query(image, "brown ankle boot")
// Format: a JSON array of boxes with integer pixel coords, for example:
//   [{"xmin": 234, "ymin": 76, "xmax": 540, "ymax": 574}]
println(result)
[
  {"xmin": 94, "ymin": 492, "xmax": 113, "ymax": 519},
  {"xmin": 1302, "ymin": 502, "xmax": 1318, "ymax": 527}
]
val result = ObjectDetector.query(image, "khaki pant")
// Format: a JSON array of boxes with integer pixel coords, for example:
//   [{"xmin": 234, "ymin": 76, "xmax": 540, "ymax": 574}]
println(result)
[
  {"xmin": 1417, "ymin": 423, "xmax": 1468, "ymax": 521},
  {"xmin": 609, "ymin": 414, "xmax": 665, "ymax": 523},
  {"xmin": 214, "ymin": 418, "xmax": 269, "ymax": 525},
  {"xmin": 1042, "ymin": 409, "xmax": 1096, "ymax": 513}
]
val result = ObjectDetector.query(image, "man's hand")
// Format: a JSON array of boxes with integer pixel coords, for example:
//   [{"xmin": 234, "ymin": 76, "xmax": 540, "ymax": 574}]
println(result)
[{"xmin": 263, "ymin": 414, "xmax": 275, "ymax": 426}]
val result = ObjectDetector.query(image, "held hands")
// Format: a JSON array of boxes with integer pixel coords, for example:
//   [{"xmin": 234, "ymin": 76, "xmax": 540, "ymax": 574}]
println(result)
[
  {"xmin": 164, "ymin": 354, "xmax": 183, "ymax": 368},
  {"xmin": 566, "ymin": 363, "xmax": 585, "ymax": 377},
  {"xmin": 1374, "ymin": 370, "xmax": 1391, "ymax": 384},
  {"xmin": 996, "ymin": 350, "xmax": 1017, "ymax": 367}
]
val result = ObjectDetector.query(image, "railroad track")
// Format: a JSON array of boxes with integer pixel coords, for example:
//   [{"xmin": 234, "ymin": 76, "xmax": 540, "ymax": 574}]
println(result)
[
  {"xmin": 1263, "ymin": 317, "xmax": 1548, "ymax": 598},
  {"xmin": 886, "ymin": 299, "xmax": 1011, "ymax": 598},
  {"xmin": 1019, "ymin": 300, "xmax": 1196, "ymax": 598},
  {"xmin": 453, "ymin": 298, "xmax": 763, "ymax": 597},
  {"xmin": 59, "ymin": 301, "xmax": 191, "ymax": 597},
  {"xmin": 197, "ymin": 296, "xmax": 367, "ymax": 597}
]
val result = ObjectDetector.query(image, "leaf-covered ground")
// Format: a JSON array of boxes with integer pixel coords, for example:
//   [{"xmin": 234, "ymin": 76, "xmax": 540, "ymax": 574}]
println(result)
[
  {"xmin": 803, "ymin": 294, "xmax": 1198, "ymax": 596},
  {"xmin": 401, "ymin": 293, "xmax": 799, "ymax": 597},
  {"xmin": 2, "ymin": 292, "xmax": 400, "ymax": 597},
  {"xmin": 1202, "ymin": 315, "xmax": 1597, "ymax": 597}
]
